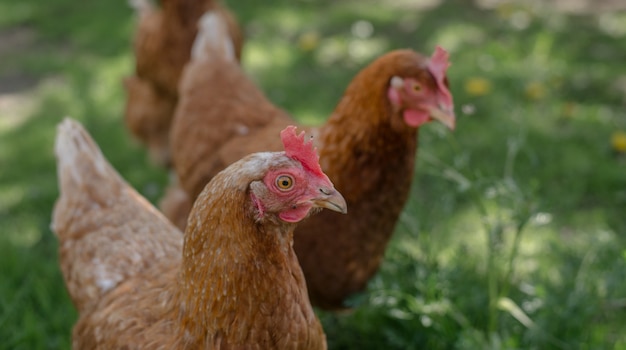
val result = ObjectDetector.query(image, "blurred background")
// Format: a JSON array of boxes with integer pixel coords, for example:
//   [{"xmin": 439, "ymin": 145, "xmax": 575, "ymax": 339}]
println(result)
[{"xmin": 0, "ymin": 0, "xmax": 625, "ymax": 348}]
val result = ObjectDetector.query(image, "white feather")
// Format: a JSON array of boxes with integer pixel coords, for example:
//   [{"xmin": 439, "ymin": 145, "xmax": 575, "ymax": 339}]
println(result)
[{"xmin": 191, "ymin": 11, "xmax": 235, "ymax": 62}]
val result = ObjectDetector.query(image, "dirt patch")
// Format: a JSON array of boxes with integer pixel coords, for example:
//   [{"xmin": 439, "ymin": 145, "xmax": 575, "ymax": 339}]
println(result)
[
  {"xmin": 0, "ymin": 72, "xmax": 39, "ymax": 94},
  {"xmin": 0, "ymin": 26, "xmax": 40, "ymax": 128},
  {"xmin": 0, "ymin": 26, "xmax": 37, "ymax": 58},
  {"xmin": 0, "ymin": 25, "xmax": 42, "ymax": 94}
]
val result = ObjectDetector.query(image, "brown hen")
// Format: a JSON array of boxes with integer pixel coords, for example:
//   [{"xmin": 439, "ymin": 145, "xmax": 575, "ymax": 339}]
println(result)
[{"xmin": 52, "ymin": 119, "xmax": 346, "ymax": 349}]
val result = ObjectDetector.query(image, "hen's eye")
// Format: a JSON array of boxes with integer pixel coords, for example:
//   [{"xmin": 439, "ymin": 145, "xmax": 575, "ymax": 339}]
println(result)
[
  {"xmin": 412, "ymin": 83, "xmax": 422, "ymax": 92},
  {"xmin": 276, "ymin": 175, "xmax": 294, "ymax": 191}
]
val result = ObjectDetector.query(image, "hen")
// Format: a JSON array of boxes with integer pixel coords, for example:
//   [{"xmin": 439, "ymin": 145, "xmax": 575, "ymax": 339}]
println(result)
[
  {"xmin": 124, "ymin": 0, "xmax": 243, "ymax": 166},
  {"xmin": 51, "ymin": 119, "xmax": 346, "ymax": 349},
  {"xmin": 165, "ymin": 13, "xmax": 456, "ymax": 309}
]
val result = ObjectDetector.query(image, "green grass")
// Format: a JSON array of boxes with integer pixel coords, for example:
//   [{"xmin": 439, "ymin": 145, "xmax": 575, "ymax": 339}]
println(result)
[{"xmin": 1, "ymin": 0, "xmax": 625, "ymax": 349}]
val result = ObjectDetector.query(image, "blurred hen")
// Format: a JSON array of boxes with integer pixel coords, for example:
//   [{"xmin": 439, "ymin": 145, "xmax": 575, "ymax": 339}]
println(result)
[{"xmin": 124, "ymin": 0, "xmax": 243, "ymax": 166}]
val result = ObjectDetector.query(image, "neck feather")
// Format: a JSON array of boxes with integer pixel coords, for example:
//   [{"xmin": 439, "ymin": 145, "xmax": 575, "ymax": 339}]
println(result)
[{"xmin": 175, "ymin": 185, "xmax": 318, "ymax": 347}]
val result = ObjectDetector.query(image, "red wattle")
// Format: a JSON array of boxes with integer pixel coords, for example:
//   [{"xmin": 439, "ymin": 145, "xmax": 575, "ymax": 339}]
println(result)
[
  {"xmin": 279, "ymin": 204, "xmax": 313, "ymax": 223},
  {"xmin": 403, "ymin": 109, "xmax": 430, "ymax": 127}
]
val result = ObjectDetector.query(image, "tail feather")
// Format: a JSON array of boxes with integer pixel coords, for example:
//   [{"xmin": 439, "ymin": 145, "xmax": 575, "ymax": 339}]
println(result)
[
  {"xmin": 51, "ymin": 118, "xmax": 182, "ymax": 312},
  {"xmin": 54, "ymin": 118, "xmax": 116, "ymax": 201},
  {"xmin": 191, "ymin": 11, "xmax": 235, "ymax": 62},
  {"xmin": 128, "ymin": 0, "xmax": 154, "ymax": 17},
  {"xmin": 52, "ymin": 118, "xmax": 128, "ymax": 239}
]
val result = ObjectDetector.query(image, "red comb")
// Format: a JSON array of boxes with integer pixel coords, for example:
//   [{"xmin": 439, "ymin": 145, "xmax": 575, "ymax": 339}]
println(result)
[
  {"xmin": 280, "ymin": 126, "xmax": 324, "ymax": 177},
  {"xmin": 427, "ymin": 46, "xmax": 453, "ymax": 107}
]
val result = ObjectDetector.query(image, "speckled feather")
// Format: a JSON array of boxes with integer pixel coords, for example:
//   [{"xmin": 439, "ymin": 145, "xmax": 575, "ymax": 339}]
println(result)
[
  {"xmin": 53, "ymin": 119, "xmax": 326, "ymax": 349},
  {"xmin": 52, "ymin": 119, "xmax": 183, "ymax": 314}
]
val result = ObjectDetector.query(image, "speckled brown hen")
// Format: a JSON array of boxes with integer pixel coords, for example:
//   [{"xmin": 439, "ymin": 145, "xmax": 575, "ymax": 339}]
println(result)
[
  {"xmin": 124, "ymin": 0, "xmax": 243, "ymax": 166},
  {"xmin": 51, "ymin": 119, "xmax": 346, "ymax": 349},
  {"xmin": 165, "ymin": 13, "xmax": 456, "ymax": 310}
]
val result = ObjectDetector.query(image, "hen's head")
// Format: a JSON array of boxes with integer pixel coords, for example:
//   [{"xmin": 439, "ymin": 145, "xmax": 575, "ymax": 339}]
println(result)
[
  {"xmin": 245, "ymin": 126, "xmax": 347, "ymax": 223},
  {"xmin": 385, "ymin": 46, "xmax": 456, "ymax": 130}
]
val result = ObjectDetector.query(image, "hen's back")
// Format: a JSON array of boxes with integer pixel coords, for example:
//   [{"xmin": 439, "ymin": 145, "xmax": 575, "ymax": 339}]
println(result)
[{"xmin": 170, "ymin": 11, "xmax": 293, "ymax": 200}]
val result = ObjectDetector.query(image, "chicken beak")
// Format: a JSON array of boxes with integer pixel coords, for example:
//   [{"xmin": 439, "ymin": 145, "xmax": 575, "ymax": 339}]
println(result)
[
  {"xmin": 429, "ymin": 104, "xmax": 456, "ymax": 130},
  {"xmin": 313, "ymin": 187, "xmax": 348, "ymax": 214}
]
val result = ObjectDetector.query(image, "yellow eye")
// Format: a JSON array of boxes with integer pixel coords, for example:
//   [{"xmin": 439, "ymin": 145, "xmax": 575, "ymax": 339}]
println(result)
[
  {"xmin": 412, "ymin": 83, "xmax": 422, "ymax": 92},
  {"xmin": 276, "ymin": 175, "xmax": 294, "ymax": 191}
]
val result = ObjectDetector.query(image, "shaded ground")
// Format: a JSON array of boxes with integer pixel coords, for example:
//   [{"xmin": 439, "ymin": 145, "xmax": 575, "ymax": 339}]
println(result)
[{"xmin": 0, "ymin": 27, "xmax": 38, "ymax": 92}]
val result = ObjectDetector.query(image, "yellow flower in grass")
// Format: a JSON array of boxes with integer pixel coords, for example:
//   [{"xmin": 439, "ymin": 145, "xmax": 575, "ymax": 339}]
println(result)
[
  {"xmin": 525, "ymin": 81, "xmax": 547, "ymax": 100},
  {"xmin": 495, "ymin": 2, "xmax": 515, "ymax": 20},
  {"xmin": 464, "ymin": 77, "xmax": 492, "ymax": 96},
  {"xmin": 611, "ymin": 131, "xmax": 626, "ymax": 153},
  {"xmin": 561, "ymin": 102, "xmax": 577, "ymax": 119},
  {"xmin": 298, "ymin": 31, "xmax": 320, "ymax": 52}
]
